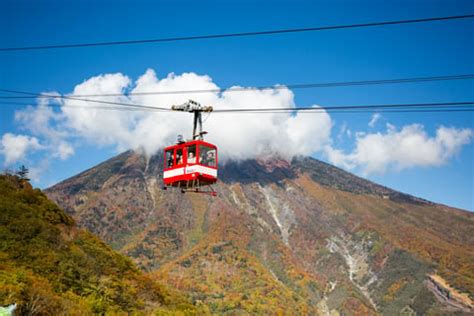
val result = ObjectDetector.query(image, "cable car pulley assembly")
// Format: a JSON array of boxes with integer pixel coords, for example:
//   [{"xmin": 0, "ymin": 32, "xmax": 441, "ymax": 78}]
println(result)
[{"xmin": 162, "ymin": 100, "xmax": 218, "ymax": 196}]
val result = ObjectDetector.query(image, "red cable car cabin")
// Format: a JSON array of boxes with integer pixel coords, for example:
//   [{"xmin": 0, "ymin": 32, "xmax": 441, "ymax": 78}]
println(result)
[{"xmin": 163, "ymin": 140, "xmax": 218, "ymax": 189}]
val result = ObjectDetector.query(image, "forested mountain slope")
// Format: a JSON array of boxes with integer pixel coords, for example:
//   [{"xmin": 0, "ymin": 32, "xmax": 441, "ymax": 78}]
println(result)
[
  {"xmin": 0, "ymin": 174, "xmax": 199, "ymax": 315},
  {"xmin": 46, "ymin": 151, "xmax": 474, "ymax": 315}
]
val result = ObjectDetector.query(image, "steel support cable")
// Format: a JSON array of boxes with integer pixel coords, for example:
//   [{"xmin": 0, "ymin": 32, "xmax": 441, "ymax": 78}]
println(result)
[
  {"xmin": 217, "ymin": 109, "xmax": 474, "ymax": 114},
  {"xmin": 1, "ymin": 100, "xmax": 472, "ymax": 113},
  {"xmin": 211, "ymin": 101, "xmax": 474, "ymax": 113},
  {"xmin": 0, "ymin": 100, "xmax": 471, "ymax": 111},
  {"xmin": 212, "ymin": 108, "xmax": 474, "ymax": 114},
  {"xmin": 1, "ymin": 102, "xmax": 472, "ymax": 114},
  {"xmin": 0, "ymin": 102, "xmax": 165, "ymax": 112},
  {"xmin": 1, "ymin": 88, "xmax": 472, "ymax": 114},
  {"xmin": 1, "ymin": 14, "xmax": 474, "ymax": 52},
  {"xmin": 1, "ymin": 74, "xmax": 473, "ymax": 99},
  {"xmin": 0, "ymin": 88, "xmax": 171, "ymax": 111}
]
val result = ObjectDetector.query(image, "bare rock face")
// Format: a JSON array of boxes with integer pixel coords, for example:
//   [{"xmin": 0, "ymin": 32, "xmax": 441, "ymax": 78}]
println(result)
[{"xmin": 46, "ymin": 150, "xmax": 474, "ymax": 315}]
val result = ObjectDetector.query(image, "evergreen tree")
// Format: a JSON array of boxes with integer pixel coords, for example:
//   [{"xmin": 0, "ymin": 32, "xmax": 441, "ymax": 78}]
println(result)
[{"xmin": 16, "ymin": 165, "xmax": 30, "ymax": 181}]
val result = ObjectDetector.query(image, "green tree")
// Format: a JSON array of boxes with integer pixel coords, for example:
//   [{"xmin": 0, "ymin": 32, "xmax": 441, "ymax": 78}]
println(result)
[{"xmin": 16, "ymin": 165, "xmax": 30, "ymax": 181}]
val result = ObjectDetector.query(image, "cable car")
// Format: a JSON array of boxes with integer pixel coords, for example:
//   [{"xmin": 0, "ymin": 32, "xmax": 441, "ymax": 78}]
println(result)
[{"xmin": 163, "ymin": 100, "xmax": 218, "ymax": 195}]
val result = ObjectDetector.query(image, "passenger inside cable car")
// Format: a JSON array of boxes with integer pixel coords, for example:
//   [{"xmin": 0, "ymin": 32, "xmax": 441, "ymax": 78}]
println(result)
[
  {"xmin": 200, "ymin": 147, "xmax": 216, "ymax": 167},
  {"xmin": 188, "ymin": 145, "xmax": 197, "ymax": 164}
]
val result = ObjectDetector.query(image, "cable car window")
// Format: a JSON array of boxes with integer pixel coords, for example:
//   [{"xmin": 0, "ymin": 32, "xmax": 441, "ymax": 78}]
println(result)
[
  {"xmin": 165, "ymin": 149, "xmax": 174, "ymax": 169},
  {"xmin": 187, "ymin": 145, "xmax": 197, "ymax": 164},
  {"xmin": 199, "ymin": 145, "xmax": 216, "ymax": 167},
  {"xmin": 176, "ymin": 149, "xmax": 183, "ymax": 166}
]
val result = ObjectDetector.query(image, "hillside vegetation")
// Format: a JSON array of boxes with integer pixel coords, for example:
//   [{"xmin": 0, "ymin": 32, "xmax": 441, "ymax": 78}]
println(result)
[{"xmin": 0, "ymin": 174, "xmax": 198, "ymax": 315}]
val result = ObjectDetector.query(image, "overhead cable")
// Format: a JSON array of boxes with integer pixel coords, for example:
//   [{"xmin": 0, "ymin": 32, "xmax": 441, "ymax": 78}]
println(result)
[
  {"xmin": 211, "ymin": 101, "xmax": 474, "ymax": 113},
  {"xmin": 1, "ymin": 74, "xmax": 472, "ymax": 99},
  {"xmin": 0, "ymin": 88, "xmax": 170, "ymax": 111},
  {"xmin": 0, "ymin": 101, "xmax": 471, "ymax": 113},
  {"xmin": 1, "ymin": 98, "xmax": 472, "ymax": 114},
  {"xmin": 1, "ymin": 14, "xmax": 473, "ymax": 52}
]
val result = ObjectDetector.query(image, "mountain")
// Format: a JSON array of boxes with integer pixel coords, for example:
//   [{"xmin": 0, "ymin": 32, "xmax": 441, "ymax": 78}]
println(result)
[
  {"xmin": 46, "ymin": 150, "xmax": 474, "ymax": 315},
  {"xmin": 0, "ymin": 174, "xmax": 200, "ymax": 315}
]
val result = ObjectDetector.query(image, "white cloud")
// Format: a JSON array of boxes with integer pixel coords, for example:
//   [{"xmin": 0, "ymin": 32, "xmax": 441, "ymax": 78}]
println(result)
[
  {"xmin": 15, "ymin": 98, "xmax": 74, "ymax": 163},
  {"xmin": 324, "ymin": 145, "xmax": 356, "ymax": 170},
  {"xmin": 53, "ymin": 141, "xmax": 75, "ymax": 160},
  {"xmin": 15, "ymin": 95, "xmax": 67, "ymax": 140},
  {"xmin": 337, "ymin": 122, "xmax": 352, "ymax": 141},
  {"xmin": 368, "ymin": 113, "xmax": 381, "ymax": 128},
  {"xmin": 326, "ymin": 124, "xmax": 473, "ymax": 175},
  {"xmin": 27, "ymin": 159, "xmax": 50, "ymax": 183},
  {"xmin": 6, "ymin": 68, "xmax": 473, "ymax": 180},
  {"xmin": 54, "ymin": 69, "xmax": 332, "ymax": 160},
  {"xmin": 0, "ymin": 133, "xmax": 42, "ymax": 165}
]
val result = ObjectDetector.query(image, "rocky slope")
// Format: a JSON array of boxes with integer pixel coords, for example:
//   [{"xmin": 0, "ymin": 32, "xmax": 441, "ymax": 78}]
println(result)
[{"xmin": 46, "ymin": 150, "xmax": 474, "ymax": 314}]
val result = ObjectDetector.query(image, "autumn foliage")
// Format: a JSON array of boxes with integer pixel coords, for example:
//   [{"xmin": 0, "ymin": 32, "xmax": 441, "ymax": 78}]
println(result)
[{"xmin": 0, "ymin": 174, "xmax": 197, "ymax": 315}]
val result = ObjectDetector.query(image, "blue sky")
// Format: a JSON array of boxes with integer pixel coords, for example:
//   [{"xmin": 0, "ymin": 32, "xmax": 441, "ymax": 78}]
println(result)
[{"xmin": 1, "ymin": 0, "xmax": 473, "ymax": 210}]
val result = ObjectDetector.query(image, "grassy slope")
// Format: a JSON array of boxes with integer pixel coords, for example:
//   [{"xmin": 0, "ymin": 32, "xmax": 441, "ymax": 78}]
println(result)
[{"xmin": 0, "ymin": 174, "xmax": 198, "ymax": 315}]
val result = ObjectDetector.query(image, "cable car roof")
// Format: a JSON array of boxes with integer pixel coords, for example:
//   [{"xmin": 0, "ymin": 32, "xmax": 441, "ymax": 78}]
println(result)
[{"xmin": 164, "ymin": 139, "xmax": 217, "ymax": 150}]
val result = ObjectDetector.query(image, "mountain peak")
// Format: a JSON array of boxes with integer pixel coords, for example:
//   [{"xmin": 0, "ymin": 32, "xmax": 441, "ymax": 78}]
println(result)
[
  {"xmin": 256, "ymin": 156, "xmax": 291, "ymax": 172},
  {"xmin": 45, "ymin": 150, "xmax": 474, "ymax": 314}
]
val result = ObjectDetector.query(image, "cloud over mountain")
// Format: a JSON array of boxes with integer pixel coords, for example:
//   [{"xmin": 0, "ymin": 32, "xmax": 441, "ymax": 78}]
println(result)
[
  {"xmin": 14, "ymin": 69, "xmax": 333, "ymax": 161},
  {"xmin": 2, "ymin": 69, "xmax": 472, "ymax": 181},
  {"xmin": 325, "ymin": 124, "xmax": 473, "ymax": 174}
]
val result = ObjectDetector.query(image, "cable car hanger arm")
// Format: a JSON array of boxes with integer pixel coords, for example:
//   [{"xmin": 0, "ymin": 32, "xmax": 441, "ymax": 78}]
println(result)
[{"xmin": 171, "ymin": 100, "xmax": 213, "ymax": 140}]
